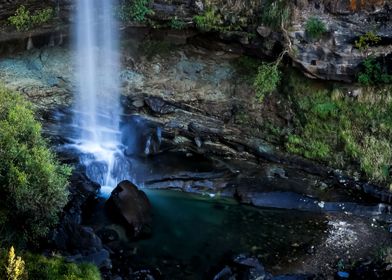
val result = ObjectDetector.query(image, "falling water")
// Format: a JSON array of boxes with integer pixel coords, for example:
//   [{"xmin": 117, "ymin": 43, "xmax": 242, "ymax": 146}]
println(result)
[{"xmin": 74, "ymin": 0, "xmax": 129, "ymax": 191}]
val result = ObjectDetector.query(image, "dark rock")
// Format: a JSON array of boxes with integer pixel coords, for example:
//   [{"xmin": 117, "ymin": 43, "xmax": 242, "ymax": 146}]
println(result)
[
  {"xmin": 233, "ymin": 254, "xmax": 272, "ymax": 280},
  {"xmin": 106, "ymin": 180, "xmax": 152, "ymax": 238},
  {"xmin": 272, "ymin": 275, "xmax": 314, "ymax": 280},
  {"xmin": 145, "ymin": 96, "xmax": 177, "ymax": 114},
  {"xmin": 213, "ymin": 266, "xmax": 234, "ymax": 280}
]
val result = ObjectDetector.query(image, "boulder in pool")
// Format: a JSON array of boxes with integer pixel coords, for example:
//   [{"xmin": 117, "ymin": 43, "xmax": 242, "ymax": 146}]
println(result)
[{"xmin": 106, "ymin": 180, "xmax": 152, "ymax": 237}]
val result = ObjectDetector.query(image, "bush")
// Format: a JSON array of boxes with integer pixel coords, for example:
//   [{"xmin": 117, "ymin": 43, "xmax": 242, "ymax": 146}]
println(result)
[
  {"xmin": 8, "ymin": 5, "xmax": 53, "ymax": 31},
  {"xmin": 305, "ymin": 17, "xmax": 327, "ymax": 39},
  {"xmin": 116, "ymin": 0, "xmax": 152, "ymax": 22},
  {"xmin": 8, "ymin": 6, "xmax": 30, "ymax": 31},
  {"xmin": 0, "ymin": 249, "xmax": 100, "ymax": 280},
  {"xmin": 357, "ymin": 57, "xmax": 392, "ymax": 86},
  {"xmin": 0, "ymin": 86, "xmax": 71, "ymax": 245},
  {"xmin": 355, "ymin": 31, "xmax": 381, "ymax": 52},
  {"xmin": 254, "ymin": 63, "xmax": 281, "ymax": 101}
]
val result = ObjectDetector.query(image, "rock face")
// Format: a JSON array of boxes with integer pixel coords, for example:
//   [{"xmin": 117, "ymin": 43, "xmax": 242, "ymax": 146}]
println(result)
[
  {"xmin": 1, "ymin": 0, "xmax": 391, "ymax": 81},
  {"xmin": 52, "ymin": 169, "xmax": 112, "ymax": 269},
  {"xmin": 106, "ymin": 180, "xmax": 152, "ymax": 237}
]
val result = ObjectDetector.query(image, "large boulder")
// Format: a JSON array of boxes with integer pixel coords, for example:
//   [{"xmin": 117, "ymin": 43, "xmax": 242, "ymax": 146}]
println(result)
[{"xmin": 106, "ymin": 180, "xmax": 152, "ymax": 237}]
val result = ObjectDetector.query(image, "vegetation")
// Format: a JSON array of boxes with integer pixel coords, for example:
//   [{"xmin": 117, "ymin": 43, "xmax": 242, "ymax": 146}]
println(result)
[
  {"xmin": 261, "ymin": 0, "xmax": 291, "ymax": 29},
  {"xmin": 0, "ymin": 248, "xmax": 100, "ymax": 280},
  {"xmin": 6, "ymin": 247, "xmax": 25, "ymax": 280},
  {"xmin": 8, "ymin": 6, "xmax": 54, "ymax": 31},
  {"xmin": 305, "ymin": 17, "xmax": 327, "ymax": 40},
  {"xmin": 170, "ymin": 17, "xmax": 186, "ymax": 30},
  {"xmin": 0, "ymin": 86, "xmax": 71, "ymax": 245},
  {"xmin": 194, "ymin": 8, "xmax": 224, "ymax": 32},
  {"xmin": 357, "ymin": 57, "xmax": 392, "ymax": 86},
  {"xmin": 355, "ymin": 31, "xmax": 381, "ymax": 52},
  {"xmin": 116, "ymin": 0, "xmax": 153, "ymax": 22},
  {"xmin": 283, "ymin": 70, "xmax": 392, "ymax": 184},
  {"xmin": 254, "ymin": 62, "xmax": 282, "ymax": 102}
]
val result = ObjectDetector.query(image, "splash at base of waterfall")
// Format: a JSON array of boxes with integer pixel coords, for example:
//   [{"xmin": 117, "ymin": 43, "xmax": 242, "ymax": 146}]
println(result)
[{"xmin": 74, "ymin": 141, "xmax": 132, "ymax": 195}]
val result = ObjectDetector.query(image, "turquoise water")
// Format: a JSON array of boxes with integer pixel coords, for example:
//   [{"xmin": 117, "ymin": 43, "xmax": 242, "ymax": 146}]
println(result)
[{"xmin": 87, "ymin": 190, "xmax": 327, "ymax": 279}]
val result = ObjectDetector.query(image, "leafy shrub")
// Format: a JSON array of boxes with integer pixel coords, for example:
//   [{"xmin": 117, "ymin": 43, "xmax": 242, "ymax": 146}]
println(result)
[
  {"xmin": 0, "ymin": 86, "xmax": 71, "ymax": 245},
  {"xmin": 8, "ymin": 6, "xmax": 53, "ymax": 31},
  {"xmin": 305, "ymin": 17, "xmax": 327, "ymax": 39},
  {"xmin": 116, "ymin": 0, "xmax": 152, "ymax": 22},
  {"xmin": 31, "ymin": 8, "xmax": 54, "ymax": 26},
  {"xmin": 355, "ymin": 31, "xmax": 381, "ymax": 52},
  {"xmin": 357, "ymin": 57, "xmax": 392, "ymax": 86},
  {"xmin": 8, "ymin": 6, "xmax": 30, "ymax": 31},
  {"xmin": 261, "ymin": 0, "xmax": 291, "ymax": 29},
  {"xmin": 0, "ymin": 249, "xmax": 100, "ymax": 280},
  {"xmin": 254, "ymin": 63, "xmax": 281, "ymax": 101}
]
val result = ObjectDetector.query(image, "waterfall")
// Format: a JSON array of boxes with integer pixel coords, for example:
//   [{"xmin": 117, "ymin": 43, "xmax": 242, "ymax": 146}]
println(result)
[{"xmin": 73, "ymin": 0, "xmax": 128, "ymax": 191}]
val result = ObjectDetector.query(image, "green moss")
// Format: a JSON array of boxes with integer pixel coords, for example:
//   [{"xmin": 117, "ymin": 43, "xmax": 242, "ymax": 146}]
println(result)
[{"xmin": 284, "ymin": 71, "xmax": 392, "ymax": 184}]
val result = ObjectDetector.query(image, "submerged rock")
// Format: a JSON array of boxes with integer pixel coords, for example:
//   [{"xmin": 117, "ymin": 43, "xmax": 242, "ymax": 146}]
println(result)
[{"xmin": 106, "ymin": 180, "xmax": 152, "ymax": 237}]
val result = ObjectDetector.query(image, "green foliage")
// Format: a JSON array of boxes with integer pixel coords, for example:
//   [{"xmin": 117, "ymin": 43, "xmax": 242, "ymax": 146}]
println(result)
[
  {"xmin": 284, "ymin": 71, "xmax": 392, "ymax": 184},
  {"xmin": 0, "ymin": 249, "xmax": 100, "ymax": 280},
  {"xmin": 8, "ymin": 5, "xmax": 53, "ymax": 31},
  {"xmin": 6, "ymin": 247, "xmax": 25, "ymax": 280},
  {"xmin": 170, "ymin": 17, "xmax": 186, "ymax": 30},
  {"xmin": 261, "ymin": 0, "xmax": 291, "ymax": 29},
  {"xmin": 8, "ymin": 6, "xmax": 30, "ymax": 31},
  {"xmin": 305, "ymin": 17, "xmax": 327, "ymax": 40},
  {"xmin": 0, "ymin": 86, "xmax": 71, "ymax": 245},
  {"xmin": 355, "ymin": 31, "xmax": 381, "ymax": 52},
  {"xmin": 254, "ymin": 63, "xmax": 281, "ymax": 102},
  {"xmin": 194, "ymin": 8, "xmax": 222, "ymax": 32},
  {"xmin": 116, "ymin": 0, "xmax": 152, "ymax": 22},
  {"xmin": 194, "ymin": 7, "xmax": 242, "ymax": 32},
  {"xmin": 357, "ymin": 57, "xmax": 392, "ymax": 86},
  {"xmin": 24, "ymin": 254, "xmax": 100, "ymax": 280},
  {"xmin": 31, "ymin": 8, "xmax": 54, "ymax": 27}
]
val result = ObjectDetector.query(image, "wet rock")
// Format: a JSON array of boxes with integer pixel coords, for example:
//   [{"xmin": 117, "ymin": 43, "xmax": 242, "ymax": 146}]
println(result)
[
  {"xmin": 106, "ymin": 180, "xmax": 152, "ymax": 237},
  {"xmin": 213, "ymin": 266, "xmax": 234, "ymax": 280},
  {"xmin": 233, "ymin": 254, "xmax": 272, "ymax": 280},
  {"xmin": 145, "ymin": 96, "xmax": 176, "ymax": 114}
]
